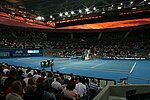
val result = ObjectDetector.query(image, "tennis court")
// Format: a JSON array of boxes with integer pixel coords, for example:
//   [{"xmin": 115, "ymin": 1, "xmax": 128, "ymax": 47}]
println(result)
[{"xmin": 0, "ymin": 56, "xmax": 150, "ymax": 84}]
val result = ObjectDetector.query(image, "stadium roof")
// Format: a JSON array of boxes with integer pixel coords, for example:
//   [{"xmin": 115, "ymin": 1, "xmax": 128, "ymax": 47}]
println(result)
[
  {"xmin": 0, "ymin": 0, "xmax": 150, "ymax": 28},
  {"xmin": 3, "ymin": 0, "xmax": 150, "ymax": 21},
  {"xmin": 6, "ymin": 0, "xmax": 133, "ymax": 16}
]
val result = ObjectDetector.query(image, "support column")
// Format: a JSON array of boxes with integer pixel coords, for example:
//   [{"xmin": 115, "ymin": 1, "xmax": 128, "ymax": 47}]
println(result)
[
  {"xmin": 97, "ymin": 32, "xmax": 102, "ymax": 40},
  {"xmin": 70, "ymin": 33, "xmax": 73, "ymax": 40}
]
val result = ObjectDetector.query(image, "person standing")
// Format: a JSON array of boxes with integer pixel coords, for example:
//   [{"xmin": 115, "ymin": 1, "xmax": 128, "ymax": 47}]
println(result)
[{"xmin": 50, "ymin": 59, "xmax": 54, "ymax": 73}]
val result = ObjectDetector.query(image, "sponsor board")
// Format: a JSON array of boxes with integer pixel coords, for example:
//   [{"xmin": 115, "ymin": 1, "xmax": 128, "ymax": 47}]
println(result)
[{"xmin": 0, "ymin": 49, "xmax": 43, "ymax": 57}]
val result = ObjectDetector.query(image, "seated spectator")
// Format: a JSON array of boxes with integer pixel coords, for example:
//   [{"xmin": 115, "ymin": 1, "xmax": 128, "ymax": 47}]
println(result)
[
  {"xmin": 70, "ymin": 76, "xmax": 76, "ymax": 85},
  {"xmin": 23, "ymin": 72, "xmax": 33, "ymax": 86},
  {"xmin": 0, "ymin": 68, "xmax": 5, "ymax": 91},
  {"xmin": 75, "ymin": 77, "xmax": 86, "ymax": 99},
  {"xmin": 16, "ymin": 70, "xmax": 24, "ymax": 81},
  {"xmin": 43, "ymin": 79, "xmax": 56, "ymax": 100},
  {"xmin": 33, "ymin": 70, "xmax": 41, "ymax": 81},
  {"xmin": 4, "ymin": 69, "xmax": 17, "ymax": 90},
  {"xmin": 44, "ymin": 71, "xmax": 54, "ymax": 90},
  {"xmin": 36, "ymin": 71, "xmax": 46, "ymax": 84},
  {"xmin": 51, "ymin": 77, "xmax": 63, "ymax": 92},
  {"xmin": 24, "ymin": 67, "xmax": 32, "ymax": 77},
  {"xmin": 89, "ymin": 79, "xmax": 99, "ymax": 99},
  {"xmin": 62, "ymin": 78, "xmax": 69, "ymax": 89},
  {"xmin": 24, "ymin": 77, "xmax": 36, "ymax": 100},
  {"xmin": 32, "ymin": 83, "xmax": 56, "ymax": 100},
  {"xmin": 0, "ymin": 70, "xmax": 9, "ymax": 87},
  {"xmin": 5, "ymin": 81, "xmax": 23, "ymax": 100},
  {"xmin": 5, "ymin": 80, "xmax": 25, "ymax": 98},
  {"xmin": 2, "ymin": 64, "xmax": 9, "ymax": 75},
  {"xmin": 62, "ymin": 81, "xmax": 79, "ymax": 100},
  {"xmin": 89, "ymin": 79, "xmax": 99, "ymax": 93}
]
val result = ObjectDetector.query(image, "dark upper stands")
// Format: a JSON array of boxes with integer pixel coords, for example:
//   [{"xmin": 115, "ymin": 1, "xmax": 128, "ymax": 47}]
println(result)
[{"xmin": 0, "ymin": 25, "xmax": 150, "ymax": 59}]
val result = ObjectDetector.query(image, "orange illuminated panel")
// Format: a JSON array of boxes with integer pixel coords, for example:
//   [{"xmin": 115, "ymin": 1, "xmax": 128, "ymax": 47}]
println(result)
[
  {"xmin": 57, "ymin": 16, "xmax": 101, "ymax": 23},
  {"xmin": 0, "ymin": 16, "xmax": 51, "ymax": 29},
  {"xmin": 58, "ymin": 18, "xmax": 150, "ymax": 29},
  {"xmin": 15, "ymin": 16, "xmax": 24, "ymax": 21},
  {"xmin": 0, "ymin": 12, "xmax": 9, "ymax": 17},
  {"xmin": 119, "ymin": 9, "xmax": 150, "ymax": 15}
]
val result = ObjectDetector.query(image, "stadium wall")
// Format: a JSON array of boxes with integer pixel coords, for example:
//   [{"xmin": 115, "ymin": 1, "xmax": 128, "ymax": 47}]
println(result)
[
  {"xmin": 0, "ymin": 48, "xmax": 43, "ymax": 58},
  {"xmin": 93, "ymin": 84, "xmax": 150, "ymax": 100},
  {"xmin": 43, "ymin": 49, "xmax": 61, "ymax": 56},
  {"xmin": 43, "ymin": 49, "xmax": 74, "ymax": 57}
]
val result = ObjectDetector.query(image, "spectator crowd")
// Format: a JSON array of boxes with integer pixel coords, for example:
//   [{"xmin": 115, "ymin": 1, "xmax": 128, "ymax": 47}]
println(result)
[
  {"xmin": 0, "ymin": 63, "xmax": 101, "ymax": 100},
  {"xmin": 0, "ymin": 28, "xmax": 150, "ymax": 59}
]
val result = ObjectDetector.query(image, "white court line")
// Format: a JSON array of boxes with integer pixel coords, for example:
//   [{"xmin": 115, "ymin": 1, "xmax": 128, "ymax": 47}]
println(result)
[
  {"xmin": 130, "ymin": 62, "xmax": 136, "ymax": 73},
  {"xmin": 90, "ymin": 62, "xmax": 107, "ymax": 68},
  {"xmin": 59, "ymin": 67, "xmax": 66, "ymax": 70},
  {"xmin": 17, "ymin": 58, "xmax": 31, "ymax": 60}
]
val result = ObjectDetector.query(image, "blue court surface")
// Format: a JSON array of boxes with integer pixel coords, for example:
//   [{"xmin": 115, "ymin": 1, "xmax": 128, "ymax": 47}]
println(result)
[{"xmin": 1, "ymin": 56, "xmax": 150, "ymax": 84}]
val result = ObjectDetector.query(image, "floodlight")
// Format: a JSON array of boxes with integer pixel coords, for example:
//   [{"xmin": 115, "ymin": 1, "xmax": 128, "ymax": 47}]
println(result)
[
  {"xmin": 37, "ymin": 16, "xmax": 41, "ymax": 19},
  {"xmin": 65, "ymin": 12, "xmax": 68, "ymax": 15},
  {"xmin": 130, "ymin": 1, "xmax": 133, "ymax": 4},
  {"xmin": 79, "ymin": 9, "xmax": 82, "ymax": 13},
  {"xmin": 85, "ymin": 8, "xmax": 89, "ymax": 12},
  {"xmin": 80, "ymin": 15, "xmax": 83, "ymax": 17},
  {"xmin": 102, "ymin": 8, "xmax": 105, "ymax": 11},
  {"xmin": 118, "ymin": 6, "xmax": 122, "ymax": 9},
  {"xmin": 59, "ymin": 13, "xmax": 63, "ymax": 17},
  {"xmin": 132, "ymin": 7, "xmax": 136, "ymax": 9},
  {"xmin": 101, "ymin": 11, "xmax": 105, "ymax": 14},
  {"xmin": 50, "ymin": 15, "xmax": 53, "ymax": 18},
  {"xmin": 36, "ymin": 16, "xmax": 44, "ymax": 21},
  {"xmin": 68, "ymin": 15, "xmax": 71, "ymax": 17},
  {"xmin": 71, "ymin": 11, "xmax": 74, "ymax": 14},
  {"xmin": 93, "ymin": 7, "xmax": 96, "ymax": 10},
  {"xmin": 41, "ymin": 17, "xmax": 44, "ymax": 20}
]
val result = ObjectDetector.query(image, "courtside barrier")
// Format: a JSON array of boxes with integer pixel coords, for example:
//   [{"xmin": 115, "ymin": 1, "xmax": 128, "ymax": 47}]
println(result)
[{"xmin": 0, "ymin": 48, "xmax": 43, "ymax": 58}]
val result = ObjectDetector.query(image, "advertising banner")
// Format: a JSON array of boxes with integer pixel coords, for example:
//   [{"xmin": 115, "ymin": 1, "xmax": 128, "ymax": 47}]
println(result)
[{"xmin": 0, "ymin": 49, "xmax": 43, "ymax": 58}]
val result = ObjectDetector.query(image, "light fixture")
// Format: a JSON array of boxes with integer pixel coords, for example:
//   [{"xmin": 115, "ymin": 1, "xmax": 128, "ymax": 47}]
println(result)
[
  {"xmin": 59, "ymin": 13, "xmax": 63, "ymax": 17},
  {"xmin": 79, "ymin": 9, "xmax": 82, "ymax": 13},
  {"xmin": 130, "ymin": 1, "xmax": 133, "ymax": 4},
  {"xmin": 85, "ymin": 8, "xmax": 89, "ymax": 12},
  {"xmin": 68, "ymin": 15, "xmax": 71, "ymax": 17},
  {"xmin": 117, "ymin": 6, "xmax": 122, "ymax": 9},
  {"xmin": 80, "ymin": 15, "xmax": 83, "ymax": 17},
  {"xmin": 132, "ymin": 7, "xmax": 136, "ymax": 9},
  {"xmin": 93, "ymin": 7, "xmax": 96, "ymax": 10},
  {"xmin": 41, "ymin": 17, "xmax": 44, "ymax": 20},
  {"xmin": 50, "ymin": 15, "xmax": 53, "ymax": 18},
  {"xmin": 71, "ymin": 11, "xmax": 74, "ymax": 14},
  {"xmin": 37, "ymin": 16, "xmax": 42, "ymax": 20},
  {"xmin": 102, "ymin": 8, "xmax": 105, "ymax": 11},
  {"xmin": 65, "ymin": 12, "xmax": 68, "ymax": 16},
  {"xmin": 101, "ymin": 11, "xmax": 105, "ymax": 14}
]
